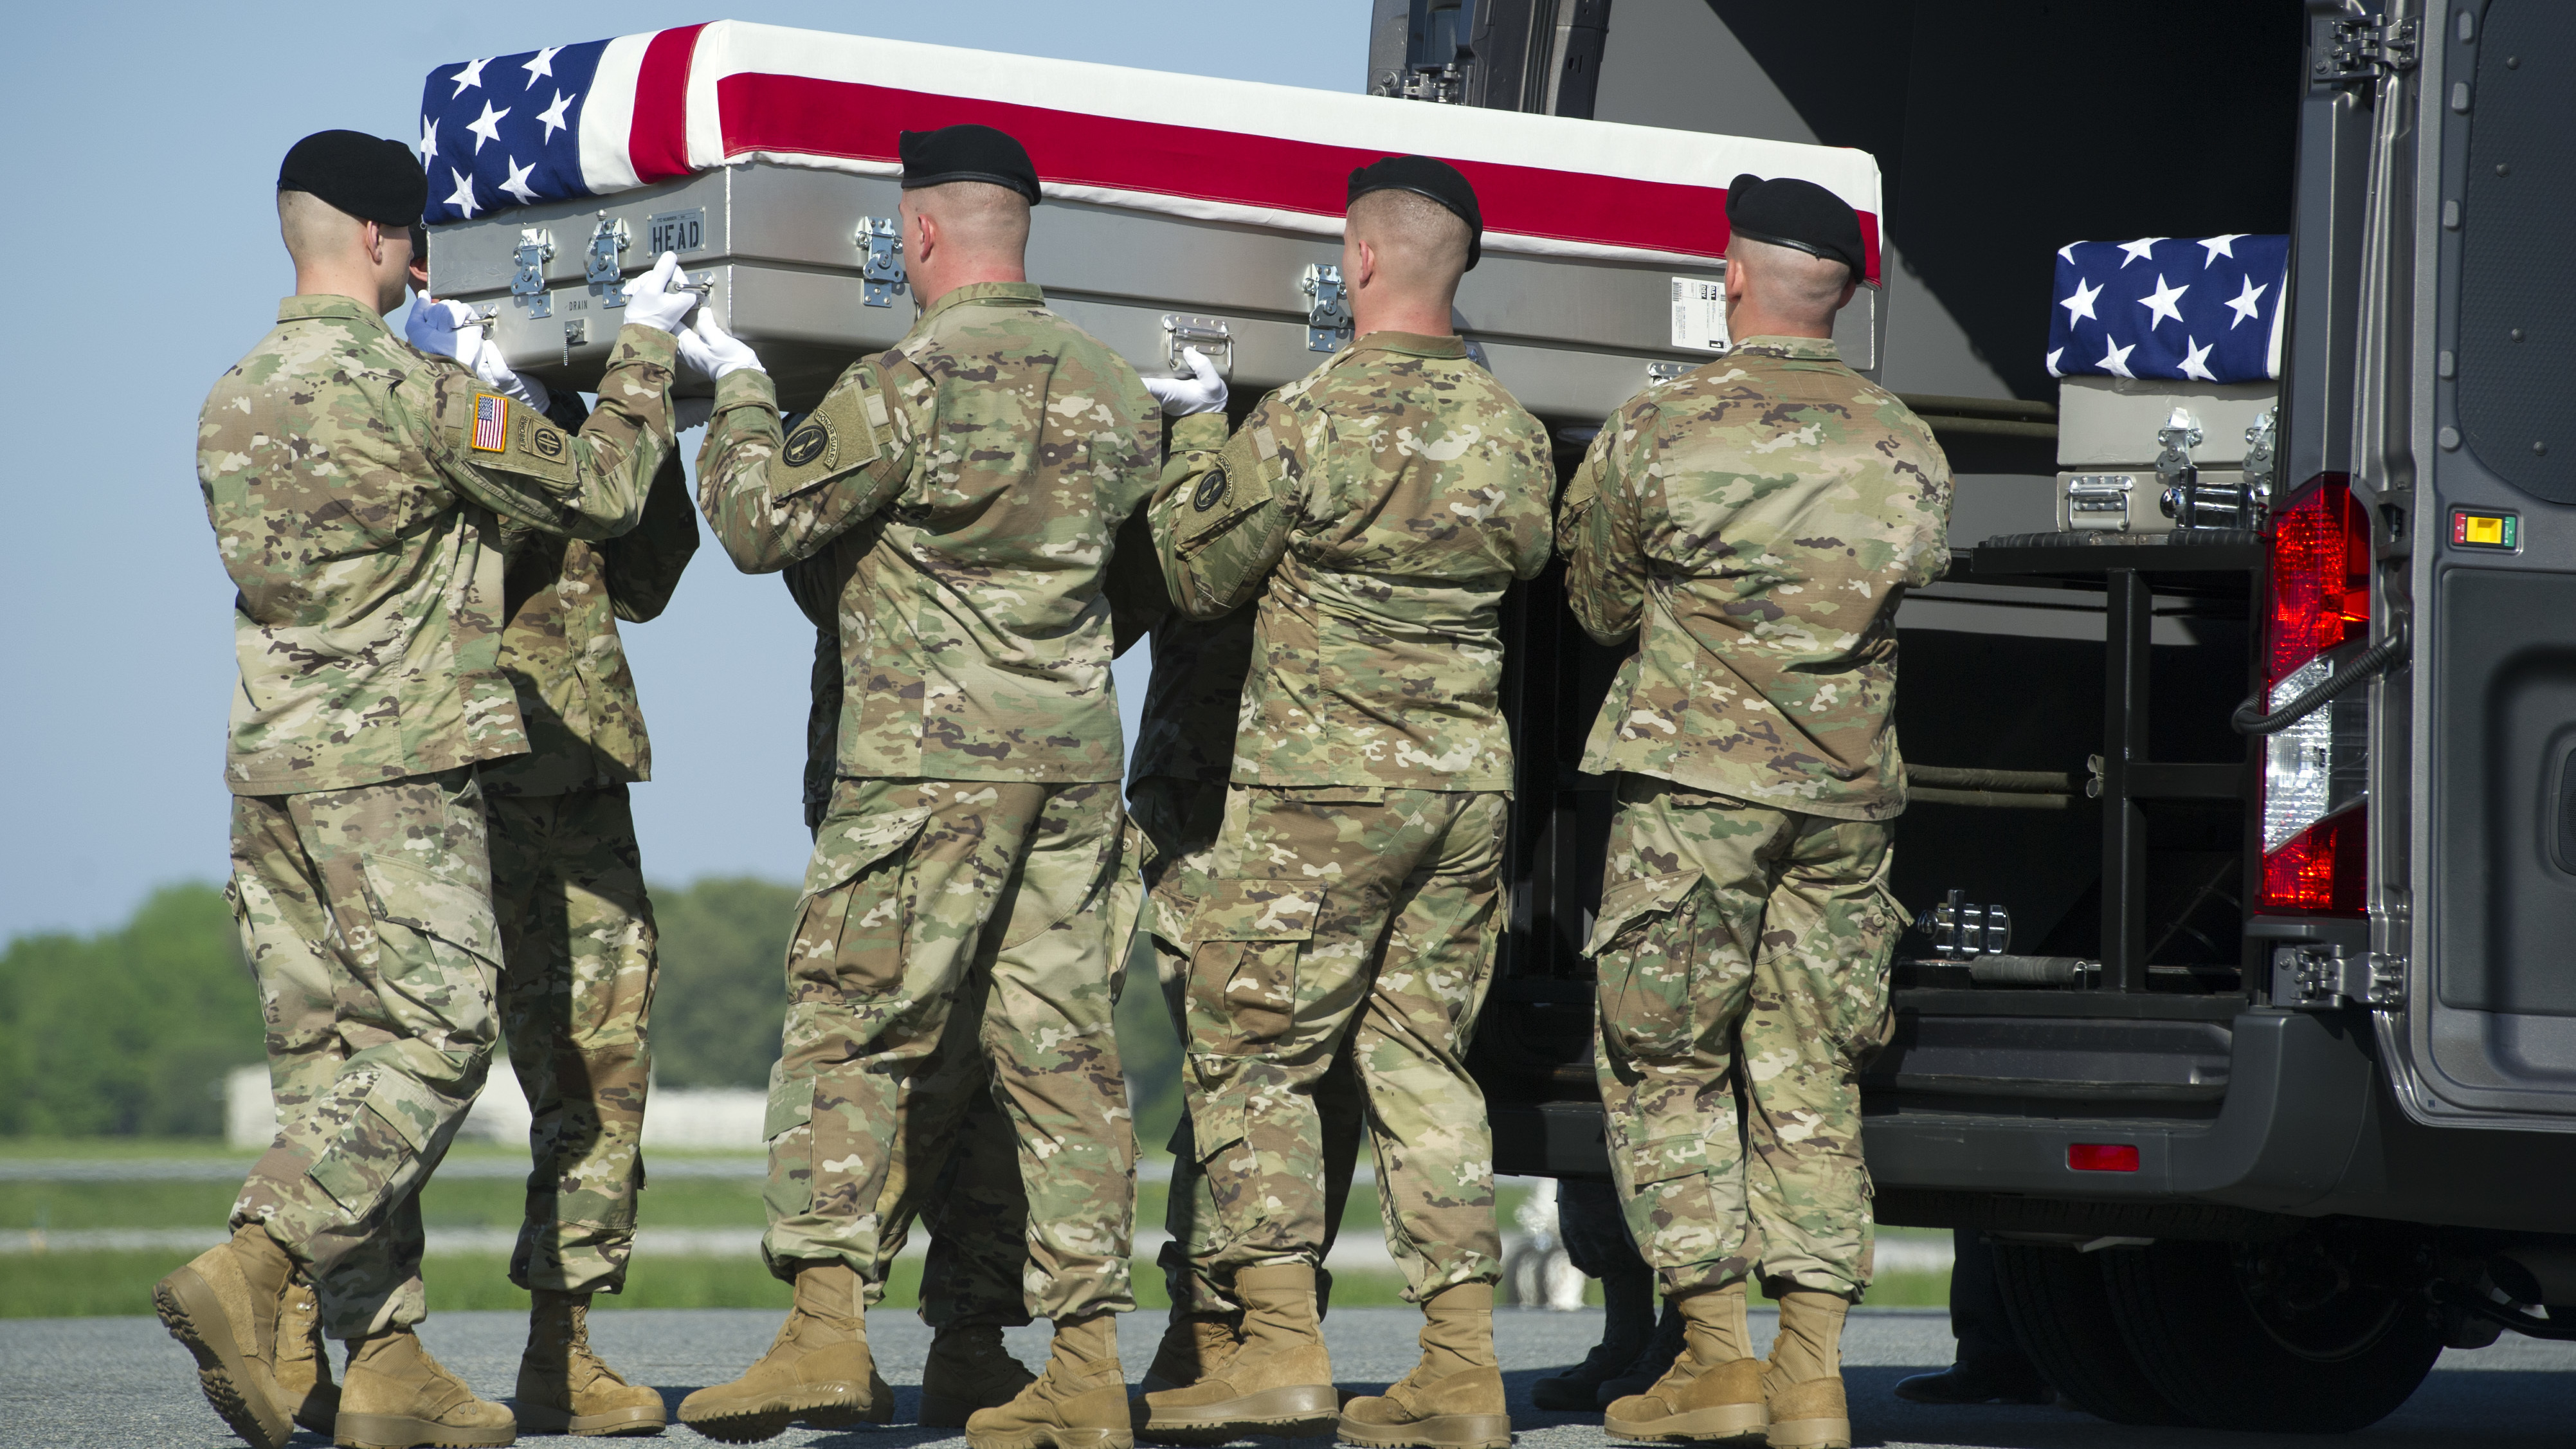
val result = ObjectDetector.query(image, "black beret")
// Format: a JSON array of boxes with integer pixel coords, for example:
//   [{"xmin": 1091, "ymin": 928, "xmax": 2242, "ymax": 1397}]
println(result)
[
  {"xmin": 277, "ymin": 130, "xmax": 427, "ymax": 227},
  {"xmin": 1725, "ymin": 174, "xmax": 1870, "ymax": 286},
  {"xmin": 899, "ymin": 124, "xmax": 1040, "ymax": 205},
  {"xmin": 1348, "ymin": 155, "xmax": 1482, "ymax": 270}
]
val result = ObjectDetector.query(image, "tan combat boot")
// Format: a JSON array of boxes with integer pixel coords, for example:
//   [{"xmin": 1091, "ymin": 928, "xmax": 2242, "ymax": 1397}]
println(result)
[
  {"xmin": 1338, "ymin": 1282, "xmax": 1510, "ymax": 1449},
  {"xmin": 965, "ymin": 1313, "xmax": 1132, "ymax": 1449},
  {"xmin": 513, "ymin": 1290, "xmax": 667, "ymax": 1436},
  {"xmin": 1761, "ymin": 1293, "xmax": 1850, "ymax": 1449},
  {"xmin": 920, "ymin": 1322, "xmax": 1039, "ymax": 1428},
  {"xmin": 1604, "ymin": 1282, "xmax": 1766, "ymax": 1444},
  {"xmin": 1136, "ymin": 1263, "xmax": 1338, "ymax": 1442},
  {"xmin": 1137, "ymin": 1311, "xmax": 1240, "ymax": 1395},
  {"xmin": 676, "ymin": 1261, "xmax": 889, "ymax": 1443},
  {"xmin": 335, "ymin": 1326, "xmax": 519, "ymax": 1448},
  {"xmin": 274, "ymin": 1270, "xmax": 341, "ymax": 1435},
  {"xmin": 154, "ymin": 1223, "xmax": 296, "ymax": 1449}
]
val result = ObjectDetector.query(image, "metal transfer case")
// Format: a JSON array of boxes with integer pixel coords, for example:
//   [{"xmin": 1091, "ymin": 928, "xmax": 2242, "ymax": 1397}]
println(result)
[
  {"xmin": 2054, "ymin": 376, "xmax": 2281, "ymax": 535},
  {"xmin": 425, "ymin": 161, "xmax": 1879, "ymax": 423}
]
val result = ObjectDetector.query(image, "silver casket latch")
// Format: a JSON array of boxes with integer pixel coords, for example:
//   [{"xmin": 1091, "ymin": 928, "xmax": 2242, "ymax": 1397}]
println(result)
[
  {"xmin": 1302, "ymin": 264, "xmax": 1352, "ymax": 352},
  {"xmin": 857, "ymin": 217, "xmax": 908, "ymax": 308},
  {"xmin": 2066, "ymin": 473, "xmax": 2137, "ymax": 531},
  {"xmin": 586, "ymin": 213, "xmax": 630, "ymax": 308},
  {"xmin": 1161, "ymin": 314, "xmax": 1234, "ymax": 376},
  {"xmin": 511, "ymin": 229, "xmax": 556, "ymax": 320}
]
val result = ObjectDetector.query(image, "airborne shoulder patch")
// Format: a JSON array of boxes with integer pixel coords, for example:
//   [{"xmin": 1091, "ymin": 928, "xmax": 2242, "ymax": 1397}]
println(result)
[
  {"xmin": 446, "ymin": 373, "xmax": 572, "ymax": 484},
  {"xmin": 774, "ymin": 366, "xmax": 893, "ymax": 498}
]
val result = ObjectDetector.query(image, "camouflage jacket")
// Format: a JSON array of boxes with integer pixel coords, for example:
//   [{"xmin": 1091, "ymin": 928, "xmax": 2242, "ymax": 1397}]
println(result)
[
  {"xmin": 1559, "ymin": 336, "xmax": 1952, "ymax": 820},
  {"xmin": 199, "ymin": 295, "xmax": 676, "ymax": 796},
  {"xmin": 697, "ymin": 281, "xmax": 1159, "ymax": 785},
  {"xmin": 483, "ymin": 425, "xmax": 699, "ymax": 796},
  {"xmin": 1150, "ymin": 335, "xmax": 1554, "ymax": 792},
  {"xmin": 1102, "ymin": 445, "xmax": 1256, "ymax": 787}
]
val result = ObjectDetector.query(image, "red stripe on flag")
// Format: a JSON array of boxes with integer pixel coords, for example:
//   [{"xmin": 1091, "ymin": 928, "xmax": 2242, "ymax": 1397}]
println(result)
[
  {"xmin": 712, "ymin": 73, "xmax": 1878, "ymax": 277},
  {"xmin": 630, "ymin": 24, "xmax": 709, "ymax": 183}
]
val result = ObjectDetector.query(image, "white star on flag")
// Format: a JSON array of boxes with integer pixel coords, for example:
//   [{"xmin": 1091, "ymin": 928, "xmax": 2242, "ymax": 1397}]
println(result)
[
  {"xmin": 449, "ymin": 57, "xmax": 488, "ymax": 98},
  {"xmin": 2060, "ymin": 277, "xmax": 2103, "ymax": 325},
  {"xmin": 2226, "ymin": 274, "xmax": 2269, "ymax": 328},
  {"xmin": 2047, "ymin": 347, "xmax": 2065, "ymax": 377},
  {"xmin": 2056, "ymin": 243, "xmax": 2077, "ymax": 264},
  {"xmin": 2138, "ymin": 274, "xmax": 2189, "ymax": 329},
  {"xmin": 467, "ymin": 100, "xmax": 510, "ymax": 154},
  {"xmin": 2098, "ymin": 338, "xmax": 2136, "ymax": 378},
  {"xmin": 2117, "ymin": 237, "xmax": 2164, "ymax": 268},
  {"xmin": 446, "ymin": 168, "xmax": 480, "ymax": 219},
  {"xmin": 498, "ymin": 157, "xmax": 540, "ymax": 206},
  {"xmin": 419, "ymin": 116, "xmax": 438, "ymax": 163},
  {"xmin": 536, "ymin": 89, "xmax": 576, "ymax": 143},
  {"xmin": 523, "ymin": 46, "xmax": 563, "ymax": 87},
  {"xmin": 2197, "ymin": 234, "xmax": 2247, "ymax": 266},
  {"xmin": 2179, "ymin": 336, "xmax": 2216, "ymax": 381}
]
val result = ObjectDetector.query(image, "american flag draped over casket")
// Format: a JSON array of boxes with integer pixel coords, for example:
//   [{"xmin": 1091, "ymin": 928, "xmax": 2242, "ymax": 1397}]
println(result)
[{"xmin": 415, "ymin": 19, "xmax": 1883, "ymax": 278}]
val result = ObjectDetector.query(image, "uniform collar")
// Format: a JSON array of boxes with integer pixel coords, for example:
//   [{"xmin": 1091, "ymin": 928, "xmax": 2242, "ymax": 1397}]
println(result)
[
  {"xmin": 1728, "ymin": 335, "xmax": 1842, "ymax": 362},
  {"xmin": 918, "ymin": 279, "xmax": 1047, "ymax": 325},
  {"xmin": 277, "ymin": 294, "xmax": 395, "ymax": 334},
  {"xmin": 1346, "ymin": 330, "xmax": 1469, "ymax": 361}
]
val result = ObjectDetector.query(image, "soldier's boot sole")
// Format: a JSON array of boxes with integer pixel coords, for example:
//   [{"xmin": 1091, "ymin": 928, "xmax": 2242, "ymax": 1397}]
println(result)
[
  {"xmin": 1336, "ymin": 1411, "xmax": 1514, "ymax": 1449},
  {"xmin": 1762, "ymin": 1416, "xmax": 1848, "ymax": 1449},
  {"xmin": 154, "ymin": 1268, "xmax": 292, "ymax": 1449},
  {"xmin": 332, "ymin": 1411, "xmax": 518, "ymax": 1448},
  {"xmin": 678, "ymin": 1383, "xmax": 878, "ymax": 1444},
  {"xmin": 1602, "ymin": 1404, "xmax": 1768, "ymax": 1444},
  {"xmin": 510, "ymin": 1400, "xmax": 668, "ymax": 1436},
  {"xmin": 966, "ymin": 1425, "xmax": 1136, "ymax": 1449},
  {"xmin": 1139, "ymin": 1384, "xmax": 1342, "ymax": 1443}
]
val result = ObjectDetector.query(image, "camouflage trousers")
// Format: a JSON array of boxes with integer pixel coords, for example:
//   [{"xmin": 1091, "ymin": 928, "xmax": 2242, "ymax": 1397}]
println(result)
[
  {"xmin": 1129, "ymin": 777, "xmax": 1364, "ymax": 1315},
  {"xmin": 227, "ymin": 769, "xmax": 501, "ymax": 1338},
  {"xmin": 866, "ymin": 990, "xmax": 1035, "ymax": 1329},
  {"xmin": 1184, "ymin": 785, "xmax": 1505, "ymax": 1303},
  {"xmin": 485, "ymin": 786, "xmax": 656, "ymax": 1297},
  {"xmin": 766, "ymin": 776, "xmax": 1138, "ymax": 1321},
  {"xmin": 1588, "ymin": 774, "xmax": 1903, "ymax": 1300}
]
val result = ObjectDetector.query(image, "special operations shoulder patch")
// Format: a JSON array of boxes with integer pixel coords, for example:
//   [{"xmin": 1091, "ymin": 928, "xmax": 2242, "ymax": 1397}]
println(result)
[
  {"xmin": 1193, "ymin": 469, "xmax": 1230, "ymax": 512},
  {"xmin": 774, "ymin": 365, "xmax": 895, "ymax": 498}
]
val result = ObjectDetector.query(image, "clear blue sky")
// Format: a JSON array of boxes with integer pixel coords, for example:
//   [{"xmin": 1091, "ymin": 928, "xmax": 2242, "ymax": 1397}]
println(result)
[{"xmin": 0, "ymin": 3, "xmax": 1371, "ymax": 943}]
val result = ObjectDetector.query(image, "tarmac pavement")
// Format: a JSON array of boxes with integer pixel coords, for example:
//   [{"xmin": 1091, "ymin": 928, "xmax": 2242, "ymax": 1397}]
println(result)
[{"xmin": 2, "ymin": 1305, "xmax": 2566, "ymax": 1449}]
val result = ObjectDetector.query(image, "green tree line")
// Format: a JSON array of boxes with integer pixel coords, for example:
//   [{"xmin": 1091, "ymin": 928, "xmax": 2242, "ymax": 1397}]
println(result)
[{"xmin": 1, "ymin": 878, "xmax": 1183, "ymax": 1145}]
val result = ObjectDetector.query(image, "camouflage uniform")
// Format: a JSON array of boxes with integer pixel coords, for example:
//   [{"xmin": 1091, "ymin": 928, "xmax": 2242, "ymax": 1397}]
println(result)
[
  {"xmin": 205, "ymin": 295, "xmax": 675, "ymax": 1336},
  {"xmin": 1104, "ymin": 501, "xmax": 1369, "ymax": 1317},
  {"xmin": 1559, "ymin": 336, "xmax": 1951, "ymax": 1300},
  {"xmin": 698, "ymin": 280, "xmax": 1156, "ymax": 1320},
  {"xmin": 481, "ymin": 440, "xmax": 698, "ymax": 1298},
  {"xmin": 1148, "ymin": 336, "xmax": 1554, "ymax": 1303},
  {"xmin": 785, "ymin": 545, "xmax": 1032, "ymax": 1330}
]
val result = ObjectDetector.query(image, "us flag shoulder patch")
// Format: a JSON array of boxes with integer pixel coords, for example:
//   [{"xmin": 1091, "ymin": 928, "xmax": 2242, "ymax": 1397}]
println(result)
[{"xmin": 471, "ymin": 394, "xmax": 508, "ymax": 453}]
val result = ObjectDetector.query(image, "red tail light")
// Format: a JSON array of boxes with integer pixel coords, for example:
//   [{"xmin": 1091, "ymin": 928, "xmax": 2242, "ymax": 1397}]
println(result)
[
  {"xmin": 2256, "ymin": 475, "xmax": 2370, "ymax": 916},
  {"xmin": 2069, "ymin": 1143, "xmax": 2141, "ymax": 1172}
]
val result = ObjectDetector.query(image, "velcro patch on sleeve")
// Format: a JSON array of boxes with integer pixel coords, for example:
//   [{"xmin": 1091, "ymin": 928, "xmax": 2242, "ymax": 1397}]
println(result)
[
  {"xmin": 774, "ymin": 363, "xmax": 892, "ymax": 498},
  {"xmin": 442, "ymin": 372, "xmax": 573, "ymax": 485},
  {"xmin": 1172, "ymin": 424, "xmax": 1278, "ymax": 552}
]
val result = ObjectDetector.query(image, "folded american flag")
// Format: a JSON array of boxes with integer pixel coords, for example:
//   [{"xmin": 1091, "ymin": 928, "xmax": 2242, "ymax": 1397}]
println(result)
[
  {"xmin": 416, "ymin": 20, "xmax": 1883, "ymax": 275},
  {"xmin": 2046, "ymin": 235, "xmax": 2287, "ymax": 385}
]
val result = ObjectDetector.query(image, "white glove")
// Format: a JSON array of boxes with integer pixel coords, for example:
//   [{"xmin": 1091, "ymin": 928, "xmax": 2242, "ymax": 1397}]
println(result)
[
  {"xmin": 675, "ymin": 396, "xmax": 716, "ymax": 431},
  {"xmin": 675, "ymin": 309, "xmax": 765, "ymax": 383},
  {"xmin": 1145, "ymin": 347, "xmax": 1228, "ymax": 417},
  {"xmin": 407, "ymin": 297, "xmax": 548, "ymax": 411},
  {"xmin": 621, "ymin": 251, "xmax": 699, "ymax": 334}
]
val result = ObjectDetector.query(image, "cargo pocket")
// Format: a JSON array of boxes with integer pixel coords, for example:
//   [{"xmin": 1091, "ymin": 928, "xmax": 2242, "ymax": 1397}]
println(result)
[
  {"xmin": 1831, "ymin": 882, "xmax": 1907, "ymax": 1068},
  {"xmin": 307, "ymin": 1069, "xmax": 444, "ymax": 1218},
  {"xmin": 358, "ymin": 852, "xmax": 503, "ymax": 972},
  {"xmin": 1618, "ymin": 1127, "xmax": 1721, "ymax": 1260},
  {"xmin": 792, "ymin": 806, "xmax": 933, "ymax": 999},
  {"xmin": 1585, "ymin": 868, "xmax": 1708, "ymax": 1062},
  {"xmin": 761, "ymin": 1062, "xmax": 817, "ymax": 1221},
  {"xmin": 1186, "ymin": 879, "xmax": 1323, "ymax": 1055}
]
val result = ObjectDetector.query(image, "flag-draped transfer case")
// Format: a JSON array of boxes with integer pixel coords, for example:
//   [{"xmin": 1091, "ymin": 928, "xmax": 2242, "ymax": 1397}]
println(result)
[{"xmin": 417, "ymin": 19, "xmax": 1888, "ymax": 417}]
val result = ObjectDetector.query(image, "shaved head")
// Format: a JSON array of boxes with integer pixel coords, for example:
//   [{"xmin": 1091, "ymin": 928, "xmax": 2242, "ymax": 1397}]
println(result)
[
  {"xmin": 903, "ymin": 179, "xmax": 1031, "ymax": 257},
  {"xmin": 280, "ymin": 188, "xmax": 412, "ymax": 314},
  {"xmin": 1724, "ymin": 235, "xmax": 1855, "ymax": 330},
  {"xmin": 1347, "ymin": 188, "xmax": 1472, "ymax": 304},
  {"xmin": 278, "ymin": 188, "xmax": 365, "ymax": 269}
]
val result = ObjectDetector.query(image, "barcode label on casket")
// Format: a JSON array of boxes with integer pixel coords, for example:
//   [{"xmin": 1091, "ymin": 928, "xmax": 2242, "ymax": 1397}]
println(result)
[{"xmin": 1671, "ymin": 277, "xmax": 1728, "ymax": 352}]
